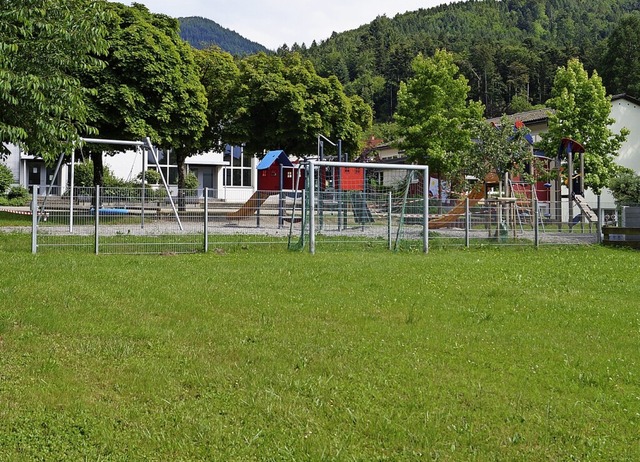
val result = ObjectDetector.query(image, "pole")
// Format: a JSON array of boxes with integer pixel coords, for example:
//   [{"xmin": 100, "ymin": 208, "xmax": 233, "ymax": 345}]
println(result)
[
  {"xmin": 145, "ymin": 137, "xmax": 183, "ymax": 231},
  {"xmin": 597, "ymin": 195, "xmax": 602, "ymax": 244},
  {"xmin": 465, "ymin": 197, "xmax": 470, "ymax": 248},
  {"xmin": 204, "ymin": 188, "xmax": 209, "ymax": 252},
  {"xmin": 31, "ymin": 186, "xmax": 38, "ymax": 254},
  {"xmin": 309, "ymin": 164, "xmax": 316, "ymax": 254},
  {"xmin": 423, "ymin": 168, "xmax": 429, "ymax": 254},
  {"xmin": 568, "ymin": 150, "xmax": 574, "ymax": 232},
  {"xmin": 70, "ymin": 147, "xmax": 75, "ymax": 233},
  {"xmin": 388, "ymin": 191, "xmax": 392, "ymax": 251},
  {"xmin": 534, "ymin": 195, "xmax": 539, "ymax": 248},
  {"xmin": 141, "ymin": 146, "xmax": 146, "ymax": 229},
  {"xmin": 94, "ymin": 185, "xmax": 100, "ymax": 255}
]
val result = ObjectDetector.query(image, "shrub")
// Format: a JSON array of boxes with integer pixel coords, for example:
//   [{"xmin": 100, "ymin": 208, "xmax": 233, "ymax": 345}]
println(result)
[
  {"xmin": 7, "ymin": 186, "xmax": 29, "ymax": 201},
  {"xmin": 137, "ymin": 169, "xmax": 161, "ymax": 185},
  {"xmin": 609, "ymin": 170, "xmax": 640, "ymax": 205},
  {"xmin": 184, "ymin": 172, "xmax": 199, "ymax": 190},
  {"xmin": 0, "ymin": 162, "xmax": 15, "ymax": 194}
]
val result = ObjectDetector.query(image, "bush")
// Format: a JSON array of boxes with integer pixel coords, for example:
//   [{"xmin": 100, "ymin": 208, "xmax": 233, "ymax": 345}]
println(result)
[
  {"xmin": 137, "ymin": 169, "xmax": 161, "ymax": 185},
  {"xmin": 184, "ymin": 172, "xmax": 199, "ymax": 190},
  {"xmin": 0, "ymin": 162, "xmax": 15, "ymax": 194},
  {"xmin": 609, "ymin": 170, "xmax": 640, "ymax": 205},
  {"xmin": 73, "ymin": 160, "xmax": 123, "ymax": 187},
  {"xmin": 7, "ymin": 186, "xmax": 29, "ymax": 201}
]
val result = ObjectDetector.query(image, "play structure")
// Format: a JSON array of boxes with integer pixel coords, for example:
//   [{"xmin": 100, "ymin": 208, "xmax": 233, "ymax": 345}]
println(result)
[
  {"xmin": 429, "ymin": 184, "xmax": 485, "ymax": 229},
  {"xmin": 227, "ymin": 150, "xmax": 304, "ymax": 220},
  {"xmin": 37, "ymin": 137, "xmax": 182, "ymax": 235}
]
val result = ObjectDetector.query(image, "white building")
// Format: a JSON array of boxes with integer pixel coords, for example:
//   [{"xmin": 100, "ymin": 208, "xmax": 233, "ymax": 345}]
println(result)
[{"xmin": 1, "ymin": 142, "xmax": 258, "ymax": 203}]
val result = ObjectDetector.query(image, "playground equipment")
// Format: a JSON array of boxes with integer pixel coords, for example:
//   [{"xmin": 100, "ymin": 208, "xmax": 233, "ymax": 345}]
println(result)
[
  {"xmin": 555, "ymin": 137, "xmax": 597, "ymax": 227},
  {"xmin": 429, "ymin": 185, "xmax": 485, "ymax": 229},
  {"xmin": 288, "ymin": 160, "xmax": 429, "ymax": 254},
  {"xmin": 226, "ymin": 150, "xmax": 304, "ymax": 225},
  {"xmin": 38, "ymin": 137, "xmax": 182, "ymax": 237}
]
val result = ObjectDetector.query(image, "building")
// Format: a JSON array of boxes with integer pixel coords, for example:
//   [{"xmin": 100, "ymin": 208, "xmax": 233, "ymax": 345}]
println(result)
[
  {"xmin": 493, "ymin": 94, "xmax": 640, "ymax": 207},
  {"xmin": 1, "ymin": 142, "xmax": 258, "ymax": 203}
]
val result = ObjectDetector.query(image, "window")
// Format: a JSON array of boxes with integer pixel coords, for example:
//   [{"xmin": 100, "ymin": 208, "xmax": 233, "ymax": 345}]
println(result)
[
  {"xmin": 223, "ymin": 145, "xmax": 252, "ymax": 187},
  {"xmin": 149, "ymin": 149, "xmax": 178, "ymax": 184}
]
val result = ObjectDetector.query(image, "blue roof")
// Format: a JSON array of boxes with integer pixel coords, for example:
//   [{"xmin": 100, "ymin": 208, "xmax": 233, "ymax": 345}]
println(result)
[{"xmin": 257, "ymin": 150, "xmax": 292, "ymax": 170}]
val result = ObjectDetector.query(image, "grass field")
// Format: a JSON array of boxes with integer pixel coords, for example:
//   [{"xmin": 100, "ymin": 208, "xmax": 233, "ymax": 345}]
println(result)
[{"xmin": 0, "ymin": 233, "xmax": 639, "ymax": 461}]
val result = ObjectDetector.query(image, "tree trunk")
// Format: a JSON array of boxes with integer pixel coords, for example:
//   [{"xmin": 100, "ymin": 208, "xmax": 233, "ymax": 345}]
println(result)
[
  {"xmin": 176, "ymin": 150, "xmax": 187, "ymax": 212},
  {"xmin": 90, "ymin": 150, "xmax": 104, "ymax": 207}
]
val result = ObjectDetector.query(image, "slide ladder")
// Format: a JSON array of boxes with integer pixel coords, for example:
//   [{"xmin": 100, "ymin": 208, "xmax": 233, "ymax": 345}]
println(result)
[{"xmin": 573, "ymin": 194, "xmax": 598, "ymax": 222}]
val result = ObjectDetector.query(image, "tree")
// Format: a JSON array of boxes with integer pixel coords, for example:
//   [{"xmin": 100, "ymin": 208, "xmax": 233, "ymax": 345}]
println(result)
[
  {"xmin": 466, "ymin": 116, "xmax": 534, "ymax": 185},
  {"xmin": 227, "ymin": 52, "xmax": 372, "ymax": 157},
  {"xmin": 609, "ymin": 168, "xmax": 640, "ymax": 206},
  {"xmin": 192, "ymin": 46, "xmax": 240, "ymax": 152},
  {"xmin": 0, "ymin": 0, "xmax": 108, "ymax": 160},
  {"xmin": 82, "ymin": 3, "xmax": 207, "ymax": 188},
  {"xmin": 395, "ymin": 50, "xmax": 484, "ymax": 182},
  {"xmin": 601, "ymin": 13, "xmax": 640, "ymax": 97},
  {"xmin": 537, "ymin": 58, "xmax": 629, "ymax": 194}
]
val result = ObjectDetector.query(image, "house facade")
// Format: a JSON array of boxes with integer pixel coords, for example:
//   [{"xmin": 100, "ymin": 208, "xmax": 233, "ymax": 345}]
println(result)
[
  {"xmin": 498, "ymin": 94, "xmax": 640, "ymax": 207},
  {"xmin": 1, "ymin": 142, "xmax": 259, "ymax": 203}
]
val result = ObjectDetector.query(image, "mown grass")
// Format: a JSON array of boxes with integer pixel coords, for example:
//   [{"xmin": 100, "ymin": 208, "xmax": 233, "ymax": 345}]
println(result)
[
  {"xmin": 0, "ymin": 211, "xmax": 32, "ymax": 227},
  {"xmin": 0, "ymin": 233, "xmax": 639, "ymax": 460}
]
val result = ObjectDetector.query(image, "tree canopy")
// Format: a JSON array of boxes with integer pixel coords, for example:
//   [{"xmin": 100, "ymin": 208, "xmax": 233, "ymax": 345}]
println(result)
[
  {"xmin": 227, "ymin": 52, "xmax": 372, "ymax": 157},
  {"xmin": 601, "ymin": 12, "xmax": 640, "ymax": 97},
  {"xmin": 395, "ymin": 50, "xmax": 484, "ymax": 179},
  {"xmin": 466, "ymin": 116, "xmax": 534, "ymax": 184},
  {"xmin": 81, "ymin": 2, "xmax": 207, "ymax": 186},
  {"xmin": 537, "ymin": 58, "xmax": 629, "ymax": 194},
  {"xmin": 301, "ymin": 0, "xmax": 640, "ymax": 122},
  {"xmin": 0, "ymin": 0, "xmax": 109, "ymax": 160}
]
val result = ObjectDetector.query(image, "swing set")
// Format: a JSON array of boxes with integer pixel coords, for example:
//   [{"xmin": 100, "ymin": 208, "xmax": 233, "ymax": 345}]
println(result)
[{"xmin": 38, "ymin": 136, "xmax": 183, "ymax": 232}]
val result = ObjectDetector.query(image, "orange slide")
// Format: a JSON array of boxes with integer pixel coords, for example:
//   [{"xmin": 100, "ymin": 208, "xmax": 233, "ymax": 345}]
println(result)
[
  {"xmin": 227, "ymin": 191, "xmax": 274, "ymax": 219},
  {"xmin": 429, "ymin": 185, "xmax": 485, "ymax": 229}
]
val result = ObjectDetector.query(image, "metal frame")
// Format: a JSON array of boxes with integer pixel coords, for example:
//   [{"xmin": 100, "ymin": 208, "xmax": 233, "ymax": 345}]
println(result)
[{"xmin": 307, "ymin": 161, "xmax": 429, "ymax": 254}]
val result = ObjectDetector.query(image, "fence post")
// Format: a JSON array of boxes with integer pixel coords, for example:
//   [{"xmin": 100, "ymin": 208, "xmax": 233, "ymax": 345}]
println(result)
[
  {"xmin": 465, "ymin": 197, "xmax": 470, "ymax": 248},
  {"xmin": 204, "ymin": 188, "xmax": 209, "ymax": 253},
  {"xmin": 534, "ymin": 196, "xmax": 539, "ymax": 248},
  {"xmin": 388, "ymin": 191, "xmax": 392, "ymax": 251},
  {"xmin": 309, "ymin": 163, "xmax": 316, "ymax": 254},
  {"xmin": 31, "ymin": 185, "xmax": 38, "ymax": 254},
  {"xmin": 94, "ymin": 185, "xmax": 100, "ymax": 255},
  {"xmin": 597, "ymin": 195, "xmax": 602, "ymax": 244}
]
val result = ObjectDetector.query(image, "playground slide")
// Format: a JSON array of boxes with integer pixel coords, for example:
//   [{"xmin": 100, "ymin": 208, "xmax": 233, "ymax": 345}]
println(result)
[
  {"xmin": 429, "ymin": 186, "xmax": 485, "ymax": 229},
  {"xmin": 227, "ymin": 191, "xmax": 273, "ymax": 219}
]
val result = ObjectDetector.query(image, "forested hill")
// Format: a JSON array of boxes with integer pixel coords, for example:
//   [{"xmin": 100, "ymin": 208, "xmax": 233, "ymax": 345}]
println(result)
[
  {"xmin": 178, "ymin": 16, "xmax": 268, "ymax": 55},
  {"xmin": 296, "ymin": 0, "xmax": 640, "ymax": 121}
]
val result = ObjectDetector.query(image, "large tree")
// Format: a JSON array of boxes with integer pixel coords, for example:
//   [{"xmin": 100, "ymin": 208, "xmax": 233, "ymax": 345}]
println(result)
[
  {"xmin": 0, "ymin": 0, "xmax": 108, "ymax": 160},
  {"xmin": 227, "ymin": 52, "xmax": 372, "ymax": 157},
  {"xmin": 192, "ymin": 46, "xmax": 240, "ymax": 153},
  {"xmin": 466, "ymin": 116, "xmax": 534, "ymax": 185},
  {"xmin": 82, "ymin": 2, "xmax": 207, "ymax": 187},
  {"xmin": 537, "ymin": 58, "xmax": 628, "ymax": 194},
  {"xmin": 600, "ymin": 12, "xmax": 640, "ymax": 98},
  {"xmin": 395, "ymin": 49, "xmax": 484, "ymax": 181}
]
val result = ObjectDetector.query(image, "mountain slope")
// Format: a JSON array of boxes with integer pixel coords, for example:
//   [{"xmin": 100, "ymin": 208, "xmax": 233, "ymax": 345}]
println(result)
[
  {"xmin": 300, "ymin": 0, "xmax": 640, "ymax": 120},
  {"xmin": 178, "ymin": 16, "xmax": 268, "ymax": 55}
]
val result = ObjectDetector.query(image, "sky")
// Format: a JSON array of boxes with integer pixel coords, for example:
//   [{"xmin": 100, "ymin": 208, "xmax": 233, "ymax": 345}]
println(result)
[{"xmin": 114, "ymin": 0, "xmax": 462, "ymax": 50}]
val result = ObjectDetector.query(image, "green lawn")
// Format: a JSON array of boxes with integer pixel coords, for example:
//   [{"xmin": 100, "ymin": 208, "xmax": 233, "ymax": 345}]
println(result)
[{"xmin": 0, "ymin": 233, "xmax": 638, "ymax": 460}]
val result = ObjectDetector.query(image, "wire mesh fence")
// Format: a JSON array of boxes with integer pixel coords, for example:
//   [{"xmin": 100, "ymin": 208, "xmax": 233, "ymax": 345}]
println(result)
[
  {"xmin": 30, "ymin": 176, "xmax": 603, "ymax": 255},
  {"xmin": 35, "ymin": 186, "xmax": 204, "ymax": 254}
]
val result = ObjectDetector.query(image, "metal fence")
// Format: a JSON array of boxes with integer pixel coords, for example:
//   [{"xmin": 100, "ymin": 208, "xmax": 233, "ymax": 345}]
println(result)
[{"xmin": 30, "ymin": 183, "xmax": 602, "ymax": 254}]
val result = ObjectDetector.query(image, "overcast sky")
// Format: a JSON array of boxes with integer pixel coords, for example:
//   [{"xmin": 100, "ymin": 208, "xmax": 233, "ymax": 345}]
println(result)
[{"xmin": 113, "ymin": 1, "xmax": 462, "ymax": 50}]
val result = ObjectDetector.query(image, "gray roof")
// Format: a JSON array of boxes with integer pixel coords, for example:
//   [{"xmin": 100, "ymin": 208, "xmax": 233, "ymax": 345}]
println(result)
[{"xmin": 486, "ymin": 108, "xmax": 552, "ymax": 126}]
